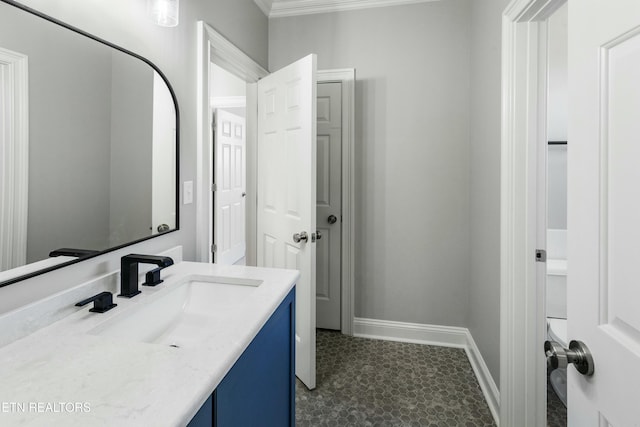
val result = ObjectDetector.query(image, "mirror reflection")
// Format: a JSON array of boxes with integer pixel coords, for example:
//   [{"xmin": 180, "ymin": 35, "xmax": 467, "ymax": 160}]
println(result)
[{"xmin": 0, "ymin": 0, "xmax": 178, "ymax": 283}]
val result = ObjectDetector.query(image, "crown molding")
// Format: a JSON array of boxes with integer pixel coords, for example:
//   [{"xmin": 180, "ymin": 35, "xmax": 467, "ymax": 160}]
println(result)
[
  {"xmin": 255, "ymin": 0, "xmax": 440, "ymax": 18},
  {"xmin": 254, "ymin": 0, "xmax": 274, "ymax": 16}
]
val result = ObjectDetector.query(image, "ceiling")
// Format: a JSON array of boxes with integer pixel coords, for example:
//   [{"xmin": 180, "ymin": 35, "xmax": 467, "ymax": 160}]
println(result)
[{"xmin": 254, "ymin": 0, "xmax": 440, "ymax": 18}]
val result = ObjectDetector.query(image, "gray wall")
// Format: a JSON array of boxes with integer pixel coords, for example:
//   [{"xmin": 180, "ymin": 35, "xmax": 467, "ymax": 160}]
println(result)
[
  {"xmin": 270, "ymin": 1, "xmax": 472, "ymax": 327},
  {"xmin": 547, "ymin": 146, "xmax": 567, "ymax": 230},
  {"xmin": 0, "ymin": 3, "xmax": 112, "ymax": 263},
  {"xmin": 468, "ymin": 0, "xmax": 510, "ymax": 384},
  {"xmin": 0, "ymin": 0, "xmax": 268, "ymax": 313},
  {"xmin": 547, "ymin": 4, "xmax": 568, "ymax": 230},
  {"xmin": 547, "ymin": 4, "xmax": 568, "ymax": 142}
]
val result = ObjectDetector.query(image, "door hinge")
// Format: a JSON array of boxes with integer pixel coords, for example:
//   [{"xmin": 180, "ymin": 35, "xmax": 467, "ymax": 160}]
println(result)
[
  {"xmin": 536, "ymin": 249, "xmax": 547, "ymax": 262},
  {"xmin": 211, "ymin": 183, "xmax": 217, "ymax": 192},
  {"xmin": 211, "ymin": 244, "xmax": 217, "ymax": 253}
]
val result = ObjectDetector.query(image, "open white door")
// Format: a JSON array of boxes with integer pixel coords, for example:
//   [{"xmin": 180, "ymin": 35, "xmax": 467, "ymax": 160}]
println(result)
[
  {"xmin": 257, "ymin": 54, "xmax": 317, "ymax": 390},
  {"xmin": 568, "ymin": 1, "xmax": 640, "ymax": 424},
  {"xmin": 213, "ymin": 109, "xmax": 246, "ymax": 265}
]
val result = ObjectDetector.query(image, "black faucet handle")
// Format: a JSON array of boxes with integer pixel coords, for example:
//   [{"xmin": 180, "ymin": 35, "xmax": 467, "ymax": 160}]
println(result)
[
  {"xmin": 76, "ymin": 291, "xmax": 117, "ymax": 313},
  {"xmin": 143, "ymin": 267, "xmax": 164, "ymax": 287}
]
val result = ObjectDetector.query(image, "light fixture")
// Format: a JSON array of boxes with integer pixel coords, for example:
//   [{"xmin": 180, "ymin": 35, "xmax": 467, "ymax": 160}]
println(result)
[{"xmin": 148, "ymin": 0, "xmax": 179, "ymax": 27}]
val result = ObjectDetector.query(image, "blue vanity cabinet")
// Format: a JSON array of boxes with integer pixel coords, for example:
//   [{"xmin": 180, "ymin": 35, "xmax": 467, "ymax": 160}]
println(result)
[
  {"xmin": 188, "ymin": 395, "xmax": 213, "ymax": 426},
  {"xmin": 188, "ymin": 288, "xmax": 295, "ymax": 427}
]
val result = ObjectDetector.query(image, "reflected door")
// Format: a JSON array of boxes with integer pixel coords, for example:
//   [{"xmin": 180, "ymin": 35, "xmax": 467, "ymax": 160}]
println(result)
[{"xmin": 213, "ymin": 109, "xmax": 246, "ymax": 265}]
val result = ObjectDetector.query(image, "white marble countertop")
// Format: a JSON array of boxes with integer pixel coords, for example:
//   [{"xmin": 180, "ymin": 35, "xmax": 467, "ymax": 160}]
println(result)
[{"xmin": 0, "ymin": 262, "xmax": 298, "ymax": 426}]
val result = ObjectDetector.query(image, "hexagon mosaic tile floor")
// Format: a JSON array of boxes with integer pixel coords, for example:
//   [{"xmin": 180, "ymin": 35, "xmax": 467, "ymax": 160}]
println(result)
[
  {"xmin": 546, "ymin": 371, "xmax": 567, "ymax": 427},
  {"xmin": 295, "ymin": 330, "xmax": 496, "ymax": 426}
]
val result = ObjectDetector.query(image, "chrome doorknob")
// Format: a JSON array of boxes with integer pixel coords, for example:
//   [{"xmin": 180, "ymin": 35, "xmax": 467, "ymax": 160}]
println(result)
[
  {"xmin": 327, "ymin": 215, "xmax": 337, "ymax": 224},
  {"xmin": 242, "ymin": 192, "xmax": 247, "ymax": 197},
  {"xmin": 293, "ymin": 231, "xmax": 308, "ymax": 243},
  {"xmin": 316, "ymin": 231, "xmax": 322, "ymax": 240},
  {"xmin": 544, "ymin": 340, "xmax": 594, "ymax": 376}
]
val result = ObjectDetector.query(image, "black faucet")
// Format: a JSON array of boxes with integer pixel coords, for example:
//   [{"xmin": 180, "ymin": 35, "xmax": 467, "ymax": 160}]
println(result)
[{"xmin": 119, "ymin": 254, "xmax": 174, "ymax": 298}]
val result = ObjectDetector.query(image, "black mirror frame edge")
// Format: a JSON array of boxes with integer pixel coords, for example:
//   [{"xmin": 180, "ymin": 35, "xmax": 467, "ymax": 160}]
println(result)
[{"xmin": 0, "ymin": 0, "xmax": 181, "ymax": 289}]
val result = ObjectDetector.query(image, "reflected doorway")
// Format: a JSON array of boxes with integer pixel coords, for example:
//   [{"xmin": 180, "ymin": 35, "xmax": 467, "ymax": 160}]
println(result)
[{"xmin": 209, "ymin": 63, "xmax": 247, "ymax": 265}]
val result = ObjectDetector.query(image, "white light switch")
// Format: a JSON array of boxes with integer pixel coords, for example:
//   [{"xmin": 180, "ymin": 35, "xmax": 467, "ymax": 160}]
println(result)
[{"xmin": 183, "ymin": 181, "xmax": 193, "ymax": 205}]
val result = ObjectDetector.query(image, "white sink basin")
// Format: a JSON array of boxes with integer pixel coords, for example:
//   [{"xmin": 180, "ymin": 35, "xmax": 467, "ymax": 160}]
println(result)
[{"xmin": 90, "ymin": 275, "xmax": 262, "ymax": 347}]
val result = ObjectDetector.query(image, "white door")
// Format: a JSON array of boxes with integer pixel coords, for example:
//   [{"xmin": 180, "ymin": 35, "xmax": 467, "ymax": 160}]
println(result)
[
  {"xmin": 316, "ymin": 82, "xmax": 342, "ymax": 330},
  {"xmin": 257, "ymin": 54, "xmax": 317, "ymax": 389},
  {"xmin": 568, "ymin": 1, "xmax": 640, "ymax": 424},
  {"xmin": 213, "ymin": 109, "xmax": 246, "ymax": 265}
]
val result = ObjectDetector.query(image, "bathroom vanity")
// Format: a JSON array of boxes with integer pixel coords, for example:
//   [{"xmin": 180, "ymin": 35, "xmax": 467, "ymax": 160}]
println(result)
[{"xmin": 0, "ymin": 262, "xmax": 298, "ymax": 426}]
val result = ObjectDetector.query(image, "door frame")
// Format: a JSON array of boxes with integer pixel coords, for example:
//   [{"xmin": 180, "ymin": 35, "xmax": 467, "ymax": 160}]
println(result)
[
  {"xmin": 500, "ymin": 0, "xmax": 566, "ymax": 425},
  {"xmin": 196, "ymin": 24, "xmax": 356, "ymax": 335}
]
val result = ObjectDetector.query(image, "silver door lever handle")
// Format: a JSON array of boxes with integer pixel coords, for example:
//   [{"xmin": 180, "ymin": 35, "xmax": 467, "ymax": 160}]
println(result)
[
  {"xmin": 544, "ymin": 340, "xmax": 594, "ymax": 376},
  {"xmin": 293, "ymin": 231, "xmax": 308, "ymax": 243}
]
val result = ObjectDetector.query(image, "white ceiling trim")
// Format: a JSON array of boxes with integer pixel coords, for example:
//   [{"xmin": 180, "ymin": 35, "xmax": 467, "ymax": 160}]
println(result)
[{"xmin": 255, "ymin": 0, "xmax": 441, "ymax": 18}]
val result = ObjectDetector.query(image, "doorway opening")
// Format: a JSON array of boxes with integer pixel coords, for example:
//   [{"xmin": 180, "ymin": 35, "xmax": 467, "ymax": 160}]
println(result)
[
  {"xmin": 500, "ymin": 0, "xmax": 567, "ymax": 425},
  {"xmin": 315, "ymin": 71, "xmax": 355, "ymax": 334},
  {"xmin": 544, "ymin": 3, "xmax": 568, "ymax": 426}
]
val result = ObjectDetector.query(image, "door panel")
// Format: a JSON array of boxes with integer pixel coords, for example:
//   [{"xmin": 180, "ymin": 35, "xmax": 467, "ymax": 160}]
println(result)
[
  {"xmin": 316, "ymin": 82, "xmax": 342, "ymax": 331},
  {"xmin": 257, "ymin": 54, "xmax": 317, "ymax": 390},
  {"xmin": 214, "ymin": 109, "xmax": 246, "ymax": 265},
  {"xmin": 569, "ymin": 2, "xmax": 640, "ymax": 424}
]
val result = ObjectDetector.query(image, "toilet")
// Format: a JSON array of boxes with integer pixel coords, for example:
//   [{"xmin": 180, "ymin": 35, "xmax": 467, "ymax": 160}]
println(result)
[{"xmin": 546, "ymin": 237, "xmax": 568, "ymax": 407}]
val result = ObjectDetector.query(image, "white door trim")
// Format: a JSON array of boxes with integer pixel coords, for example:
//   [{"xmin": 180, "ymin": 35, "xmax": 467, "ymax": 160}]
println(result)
[
  {"xmin": 317, "ymin": 69, "xmax": 355, "ymax": 336},
  {"xmin": 0, "ymin": 47, "xmax": 29, "ymax": 272},
  {"xmin": 500, "ymin": 0, "xmax": 566, "ymax": 425},
  {"xmin": 196, "ymin": 21, "xmax": 268, "ymax": 264},
  {"xmin": 210, "ymin": 96, "xmax": 246, "ymax": 109}
]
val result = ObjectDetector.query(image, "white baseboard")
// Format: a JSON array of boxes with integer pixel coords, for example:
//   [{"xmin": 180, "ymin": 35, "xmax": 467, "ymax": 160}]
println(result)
[
  {"xmin": 464, "ymin": 330, "xmax": 500, "ymax": 425},
  {"xmin": 353, "ymin": 317, "xmax": 500, "ymax": 426}
]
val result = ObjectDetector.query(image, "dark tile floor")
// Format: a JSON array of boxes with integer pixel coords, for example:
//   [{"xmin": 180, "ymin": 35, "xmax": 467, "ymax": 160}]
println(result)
[
  {"xmin": 296, "ymin": 330, "xmax": 496, "ymax": 426},
  {"xmin": 547, "ymin": 370, "xmax": 567, "ymax": 427}
]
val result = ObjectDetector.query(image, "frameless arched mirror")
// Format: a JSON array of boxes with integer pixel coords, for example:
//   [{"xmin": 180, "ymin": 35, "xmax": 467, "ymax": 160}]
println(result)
[{"xmin": 0, "ymin": 0, "xmax": 179, "ymax": 287}]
